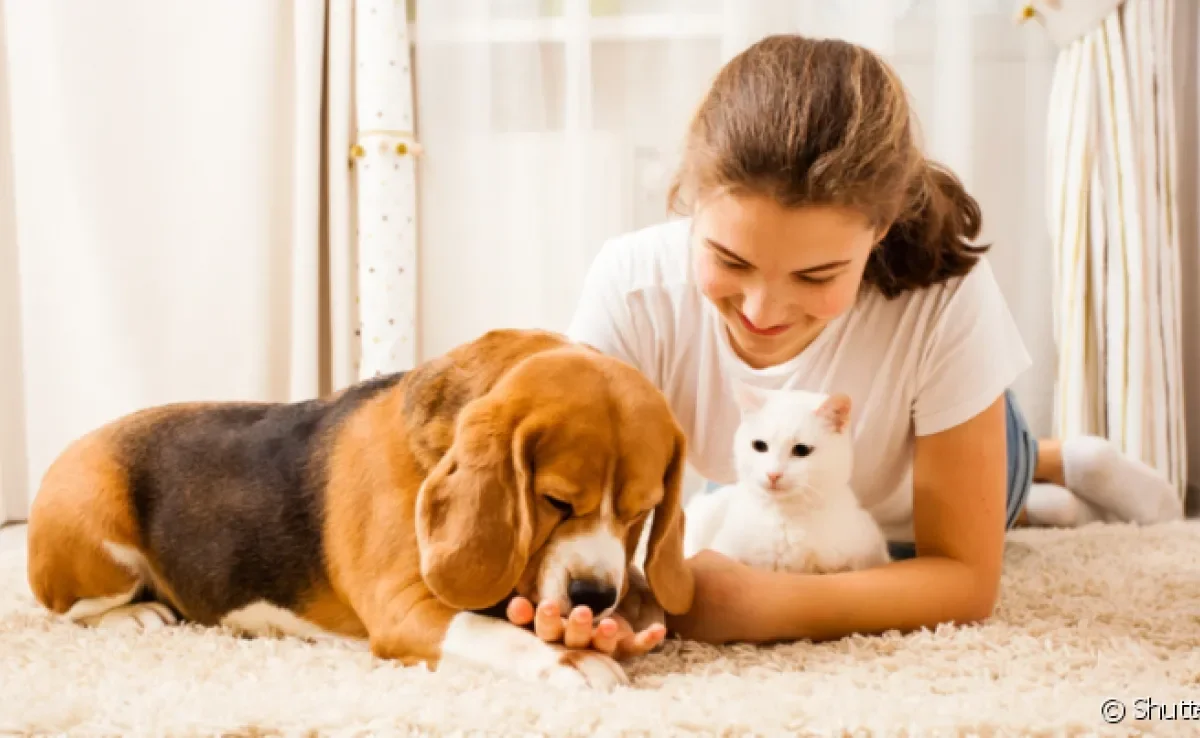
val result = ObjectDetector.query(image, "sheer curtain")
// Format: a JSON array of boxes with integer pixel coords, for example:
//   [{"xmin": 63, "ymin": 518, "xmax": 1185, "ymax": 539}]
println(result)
[
  {"xmin": 0, "ymin": 0, "xmax": 341, "ymax": 523},
  {"xmin": 0, "ymin": 0, "xmax": 426, "ymax": 524},
  {"xmin": 410, "ymin": 0, "xmax": 1060, "ymax": 428}
]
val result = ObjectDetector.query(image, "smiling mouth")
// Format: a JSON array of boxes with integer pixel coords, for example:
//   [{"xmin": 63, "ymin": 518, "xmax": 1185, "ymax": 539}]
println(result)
[{"xmin": 737, "ymin": 311, "xmax": 790, "ymax": 337}]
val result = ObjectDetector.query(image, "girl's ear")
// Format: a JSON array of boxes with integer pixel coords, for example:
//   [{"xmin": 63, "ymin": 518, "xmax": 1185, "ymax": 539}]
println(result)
[{"xmin": 732, "ymin": 379, "xmax": 767, "ymax": 415}]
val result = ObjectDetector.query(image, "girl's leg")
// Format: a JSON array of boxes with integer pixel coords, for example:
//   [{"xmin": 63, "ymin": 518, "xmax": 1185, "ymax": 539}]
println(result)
[
  {"xmin": 1020, "ymin": 438, "xmax": 1103, "ymax": 527},
  {"xmin": 1033, "ymin": 439, "xmax": 1065, "ymax": 486},
  {"xmin": 1031, "ymin": 435, "xmax": 1182, "ymax": 524}
]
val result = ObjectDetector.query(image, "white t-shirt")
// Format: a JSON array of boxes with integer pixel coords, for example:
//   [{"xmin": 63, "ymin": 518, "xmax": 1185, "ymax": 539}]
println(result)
[{"xmin": 565, "ymin": 218, "xmax": 1032, "ymax": 542}]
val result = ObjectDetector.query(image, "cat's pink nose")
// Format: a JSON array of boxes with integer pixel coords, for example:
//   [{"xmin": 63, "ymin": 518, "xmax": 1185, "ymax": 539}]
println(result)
[{"xmin": 767, "ymin": 472, "xmax": 782, "ymax": 486}]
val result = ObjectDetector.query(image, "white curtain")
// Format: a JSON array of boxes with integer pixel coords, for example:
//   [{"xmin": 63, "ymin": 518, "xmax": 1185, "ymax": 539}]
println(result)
[
  {"xmin": 1038, "ymin": 0, "xmax": 1188, "ymax": 502},
  {"xmin": 0, "ymin": 0, "xmax": 419, "ymax": 524},
  {"xmin": 410, "ymin": 1, "xmax": 1061, "ymax": 422},
  {"xmin": 0, "ymin": 0, "xmax": 331, "ymax": 523}
]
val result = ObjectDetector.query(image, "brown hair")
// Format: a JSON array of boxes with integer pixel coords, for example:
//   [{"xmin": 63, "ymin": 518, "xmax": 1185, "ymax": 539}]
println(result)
[{"xmin": 668, "ymin": 35, "xmax": 987, "ymax": 298}]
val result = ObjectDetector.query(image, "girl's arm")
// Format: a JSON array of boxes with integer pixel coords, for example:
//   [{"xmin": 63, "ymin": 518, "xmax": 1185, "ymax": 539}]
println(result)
[{"xmin": 667, "ymin": 394, "xmax": 1010, "ymax": 644}]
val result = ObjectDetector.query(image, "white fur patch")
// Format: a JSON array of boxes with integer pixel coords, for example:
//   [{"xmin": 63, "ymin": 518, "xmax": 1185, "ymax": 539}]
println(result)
[
  {"xmin": 103, "ymin": 542, "xmax": 149, "ymax": 576},
  {"xmin": 64, "ymin": 586, "xmax": 141, "ymax": 623},
  {"xmin": 220, "ymin": 602, "xmax": 337, "ymax": 641},
  {"xmin": 440, "ymin": 611, "xmax": 627, "ymax": 690},
  {"xmin": 83, "ymin": 602, "xmax": 178, "ymax": 632},
  {"xmin": 64, "ymin": 541, "xmax": 155, "ymax": 625},
  {"xmin": 537, "ymin": 525, "xmax": 626, "ymax": 618}
]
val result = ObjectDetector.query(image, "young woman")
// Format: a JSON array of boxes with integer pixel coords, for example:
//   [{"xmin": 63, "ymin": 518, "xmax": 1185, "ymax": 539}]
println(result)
[{"xmin": 504, "ymin": 34, "xmax": 1181, "ymax": 655}]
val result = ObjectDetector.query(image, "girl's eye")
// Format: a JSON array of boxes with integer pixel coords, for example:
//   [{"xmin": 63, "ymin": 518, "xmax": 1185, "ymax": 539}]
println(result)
[
  {"xmin": 795, "ymin": 273, "xmax": 837, "ymax": 285},
  {"xmin": 544, "ymin": 496, "xmax": 573, "ymax": 517},
  {"xmin": 792, "ymin": 444, "xmax": 813, "ymax": 457},
  {"xmin": 718, "ymin": 257, "xmax": 749, "ymax": 271},
  {"xmin": 752, "ymin": 440, "xmax": 768, "ymax": 452}
]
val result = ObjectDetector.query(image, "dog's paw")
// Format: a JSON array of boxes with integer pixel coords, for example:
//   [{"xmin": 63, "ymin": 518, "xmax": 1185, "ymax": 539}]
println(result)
[
  {"xmin": 84, "ymin": 602, "xmax": 178, "ymax": 633},
  {"xmin": 545, "ymin": 648, "xmax": 629, "ymax": 690}
]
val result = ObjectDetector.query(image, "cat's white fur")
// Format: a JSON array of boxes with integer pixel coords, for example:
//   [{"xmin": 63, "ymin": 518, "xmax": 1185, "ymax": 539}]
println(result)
[{"xmin": 683, "ymin": 381, "xmax": 891, "ymax": 574}]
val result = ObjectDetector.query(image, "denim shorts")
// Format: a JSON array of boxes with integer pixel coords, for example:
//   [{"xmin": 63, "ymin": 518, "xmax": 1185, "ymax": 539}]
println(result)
[{"xmin": 702, "ymin": 389, "xmax": 1037, "ymax": 561}]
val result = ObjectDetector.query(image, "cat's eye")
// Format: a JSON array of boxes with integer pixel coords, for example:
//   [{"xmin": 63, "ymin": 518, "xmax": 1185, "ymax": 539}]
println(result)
[
  {"xmin": 791, "ymin": 444, "xmax": 813, "ymax": 457},
  {"xmin": 544, "ymin": 496, "xmax": 573, "ymax": 517},
  {"xmin": 752, "ymin": 440, "xmax": 768, "ymax": 452}
]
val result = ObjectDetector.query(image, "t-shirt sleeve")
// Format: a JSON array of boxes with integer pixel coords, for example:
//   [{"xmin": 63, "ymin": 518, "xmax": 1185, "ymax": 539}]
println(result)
[
  {"xmin": 565, "ymin": 238, "xmax": 653, "ymax": 378},
  {"xmin": 912, "ymin": 258, "xmax": 1032, "ymax": 436}
]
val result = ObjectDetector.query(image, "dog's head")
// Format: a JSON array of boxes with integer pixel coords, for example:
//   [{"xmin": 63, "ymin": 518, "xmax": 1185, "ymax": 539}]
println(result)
[{"xmin": 414, "ymin": 345, "xmax": 693, "ymax": 620}]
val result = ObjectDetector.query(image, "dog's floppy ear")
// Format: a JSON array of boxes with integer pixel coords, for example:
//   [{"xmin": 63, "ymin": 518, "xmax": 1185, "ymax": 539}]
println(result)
[
  {"xmin": 415, "ymin": 396, "xmax": 535, "ymax": 611},
  {"xmin": 643, "ymin": 429, "xmax": 694, "ymax": 615}
]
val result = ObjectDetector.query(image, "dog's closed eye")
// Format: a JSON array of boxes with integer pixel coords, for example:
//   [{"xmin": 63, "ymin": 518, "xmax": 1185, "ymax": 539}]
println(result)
[{"xmin": 543, "ymin": 495, "xmax": 573, "ymax": 518}]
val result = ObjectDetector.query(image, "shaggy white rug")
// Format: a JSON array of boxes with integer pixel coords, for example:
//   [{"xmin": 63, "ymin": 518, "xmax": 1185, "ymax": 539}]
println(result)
[{"xmin": 2, "ymin": 522, "xmax": 1199, "ymax": 737}]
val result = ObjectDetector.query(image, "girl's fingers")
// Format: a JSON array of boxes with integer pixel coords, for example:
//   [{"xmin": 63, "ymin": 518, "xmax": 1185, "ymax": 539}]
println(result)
[
  {"xmin": 524, "ymin": 600, "xmax": 632, "ymax": 655},
  {"xmin": 562, "ymin": 606, "xmax": 594, "ymax": 649},
  {"xmin": 534, "ymin": 601, "xmax": 564, "ymax": 642},
  {"xmin": 636, "ymin": 623, "xmax": 667, "ymax": 650},
  {"xmin": 590, "ymin": 617, "xmax": 621, "ymax": 654},
  {"xmin": 618, "ymin": 623, "xmax": 667, "ymax": 659},
  {"xmin": 506, "ymin": 597, "xmax": 535, "ymax": 626}
]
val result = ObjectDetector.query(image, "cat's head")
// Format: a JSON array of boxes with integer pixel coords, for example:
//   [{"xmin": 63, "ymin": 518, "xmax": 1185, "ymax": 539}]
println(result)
[{"xmin": 730, "ymin": 380, "xmax": 854, "ymax": 497}]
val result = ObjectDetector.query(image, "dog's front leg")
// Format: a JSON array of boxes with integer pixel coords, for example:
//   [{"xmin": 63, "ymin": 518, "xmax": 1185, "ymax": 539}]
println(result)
[
  {"xmin": 617, "ymin": 566, "xmax": 665, "ymax": 638},
  {"xmin": 364, "ymin": 588, "xmax": 630, "ymax": 690}
]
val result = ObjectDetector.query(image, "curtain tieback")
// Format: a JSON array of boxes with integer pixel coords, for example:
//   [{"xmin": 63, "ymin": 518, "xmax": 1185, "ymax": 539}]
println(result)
[{"xmin": 349, "ymin": 129, "xmax": 423, "ymax": 166}]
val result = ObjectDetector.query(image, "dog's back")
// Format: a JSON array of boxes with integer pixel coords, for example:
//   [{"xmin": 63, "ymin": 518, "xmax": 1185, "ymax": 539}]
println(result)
[{"xmin": 26, "ymin": 372, "xmax": 404, "ymax": 628}]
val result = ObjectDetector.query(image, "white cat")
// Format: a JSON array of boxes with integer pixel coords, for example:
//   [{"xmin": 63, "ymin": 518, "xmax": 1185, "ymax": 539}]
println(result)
[{"xmin": 682, "ymin": 381, "xmax": 891, "ymax": 574}]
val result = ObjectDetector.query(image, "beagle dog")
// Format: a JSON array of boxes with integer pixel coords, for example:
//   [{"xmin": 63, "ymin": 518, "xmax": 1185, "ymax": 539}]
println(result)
[{"xmin": 25, "ymin": 328, "xmax": 693, "ymax": 689}]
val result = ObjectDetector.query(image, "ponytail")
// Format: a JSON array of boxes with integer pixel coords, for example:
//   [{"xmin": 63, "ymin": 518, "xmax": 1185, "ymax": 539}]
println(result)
[{"xmin": 864, "ymin": 160, "xmax": 989, "ymax": 299}]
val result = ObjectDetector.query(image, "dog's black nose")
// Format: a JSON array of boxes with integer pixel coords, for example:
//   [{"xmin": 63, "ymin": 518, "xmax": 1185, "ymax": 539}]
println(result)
[{"xmin": 567, "ymin": 578, "xmax": 618, "ymax": 614}]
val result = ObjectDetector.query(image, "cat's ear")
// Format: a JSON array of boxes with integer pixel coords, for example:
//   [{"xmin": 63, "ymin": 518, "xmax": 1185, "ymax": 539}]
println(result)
[
  {"xmin": 817, "ymin": 393, "xmax": 852, "ymax": 433},
  {"xmin": 731, "ymin": 379, "xmax": 767, "ymax": 414}
]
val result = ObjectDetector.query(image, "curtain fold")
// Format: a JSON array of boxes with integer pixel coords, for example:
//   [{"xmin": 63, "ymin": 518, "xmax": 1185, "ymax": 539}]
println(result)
[
  {"xmin": 1042, "ymin": 0, "xmax": 1187, "ymax": 503},
  {"xmin": 0, "ymin": 0, "xmax": 25, "ymax": 524}
]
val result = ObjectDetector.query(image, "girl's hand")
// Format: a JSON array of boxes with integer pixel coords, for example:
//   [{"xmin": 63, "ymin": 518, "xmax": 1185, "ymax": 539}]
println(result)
[
  {"xmin": 505, "ymin": 569, "xmax": 668, "ymax": 660},
  {"xmin": 504, "ymin": 598, "xmax": 666, "ymax": 659}
]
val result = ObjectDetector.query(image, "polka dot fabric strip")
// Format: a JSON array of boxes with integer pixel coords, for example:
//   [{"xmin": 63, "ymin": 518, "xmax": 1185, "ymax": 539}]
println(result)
[{"xmin": 353, "ymin": 0, "xmax": 417, "ymax": 379}]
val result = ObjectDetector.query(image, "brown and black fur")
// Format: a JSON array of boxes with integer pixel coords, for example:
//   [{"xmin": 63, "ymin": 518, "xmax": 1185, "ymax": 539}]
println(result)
[
  {"xmin": 26, "ymin": 328, "xmax": 695, "ymax": 670},
  {"xmin": 28, "ymin": 371, "xmax": 403, "ymax": 628}
]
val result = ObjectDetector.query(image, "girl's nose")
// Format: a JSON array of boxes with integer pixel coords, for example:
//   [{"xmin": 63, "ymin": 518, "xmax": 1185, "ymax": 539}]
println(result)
[{"xmin": 741, "ymin": 289, "xmax": 788, "ymax": 329}]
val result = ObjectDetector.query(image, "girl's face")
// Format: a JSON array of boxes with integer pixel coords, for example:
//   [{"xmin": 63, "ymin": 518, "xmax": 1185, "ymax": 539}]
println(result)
[{"xmin": 691, "ymin": 191, "xmax": 880, "ymax": 369}]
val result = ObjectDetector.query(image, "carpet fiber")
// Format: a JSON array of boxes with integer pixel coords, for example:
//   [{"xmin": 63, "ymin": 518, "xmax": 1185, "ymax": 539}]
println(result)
[{"xmin": 2, "ymin": 521, "xmax": 1199, "ymax": 737}]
